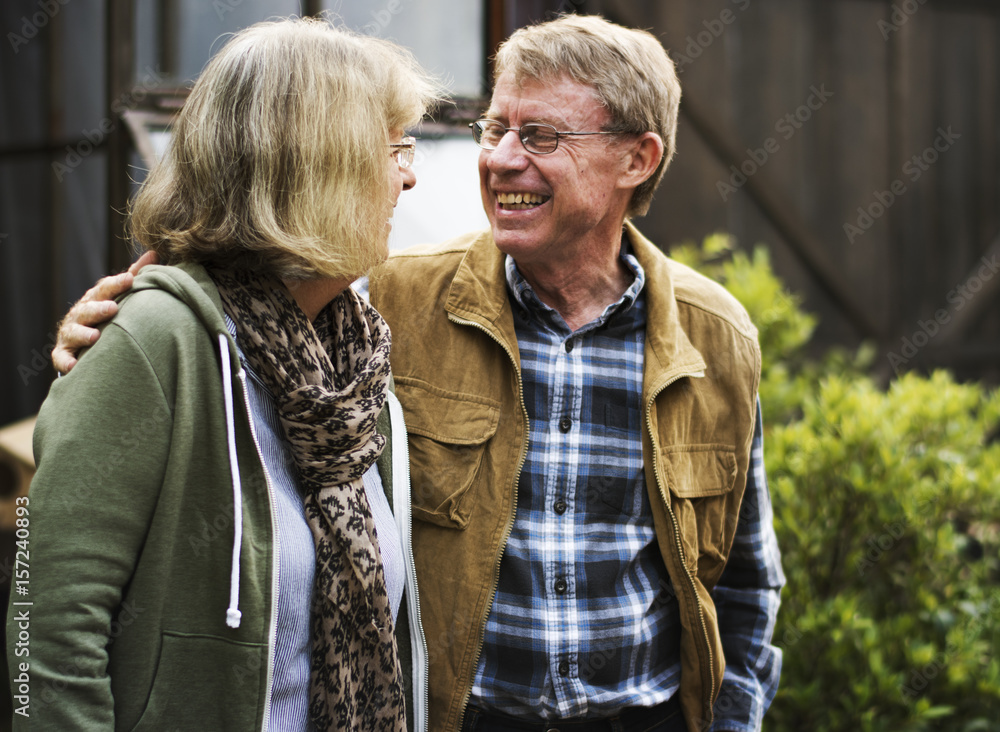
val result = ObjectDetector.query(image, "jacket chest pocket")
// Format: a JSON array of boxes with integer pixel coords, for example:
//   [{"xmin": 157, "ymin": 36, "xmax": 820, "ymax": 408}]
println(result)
[
  {"xmin": 662, "ymin": 444, "xmax": 737, "ymax": 499},
  {"xmin": 396, "ymin": 378, "xmax": 500, "ymax": 529},
  {"xmin": 661, "ymin": 444, "xmax": 739, "ymax": 577}
]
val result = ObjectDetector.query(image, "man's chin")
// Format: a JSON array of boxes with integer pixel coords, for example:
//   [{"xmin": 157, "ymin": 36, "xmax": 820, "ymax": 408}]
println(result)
[{"xmin": 490, "ymin": 223, "xmax": 542, "ymax": 256}]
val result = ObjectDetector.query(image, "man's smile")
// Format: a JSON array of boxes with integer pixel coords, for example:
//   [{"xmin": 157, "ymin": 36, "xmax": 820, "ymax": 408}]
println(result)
[{"xmin": 495, "ymin": 191, "xmax": 550, "ymax": 210}]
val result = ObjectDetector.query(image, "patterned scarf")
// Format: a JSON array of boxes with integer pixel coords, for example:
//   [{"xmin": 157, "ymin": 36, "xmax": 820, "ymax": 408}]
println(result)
[{"xmin": 208, "ymin": 267, "xmax": 406, "ymax": 731}]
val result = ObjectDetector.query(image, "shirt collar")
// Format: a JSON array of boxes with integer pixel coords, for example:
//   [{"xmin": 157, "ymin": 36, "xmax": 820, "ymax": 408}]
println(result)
[{"xmin": 505, "ymin": 234, "xmax": 646, "ymax": 332}]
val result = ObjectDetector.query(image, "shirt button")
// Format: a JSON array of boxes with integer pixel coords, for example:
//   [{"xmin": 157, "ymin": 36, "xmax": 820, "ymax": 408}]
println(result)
[
  {"xmin": 565, "ymin": 339, "xmax": 574, "ymax": 353},
  {"xmin": 559, "ymin": 417, "xmax": 572, "ymax": 433},
  {"xmin": 553, "ymin": 499, "xmax": 567, "ymax": 514},
  {"xmin": 558, "ymin": 660, "xmax": 570, "ymax": 676},
  {"xmin": 554, "ymin": 577, "xmax": 567, "ymax": 594}
]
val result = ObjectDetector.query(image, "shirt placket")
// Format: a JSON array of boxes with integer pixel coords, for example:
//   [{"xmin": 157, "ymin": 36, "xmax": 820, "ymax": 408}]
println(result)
[{"xmin": 544, "ymin": 324, "xmax": 590, "ymax": 717}]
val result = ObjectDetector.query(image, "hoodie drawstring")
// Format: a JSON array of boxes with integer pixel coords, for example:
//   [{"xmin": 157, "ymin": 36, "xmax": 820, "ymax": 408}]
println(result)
[{"xmin": 218, "ymin": 333, "xmax": 244, "ymax": 629}]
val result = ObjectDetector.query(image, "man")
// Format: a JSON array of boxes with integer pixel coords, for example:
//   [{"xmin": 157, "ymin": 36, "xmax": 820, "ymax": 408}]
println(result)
[{"xmin": 53, "ymin": 14, "xmax": 783, "ymax": 732}]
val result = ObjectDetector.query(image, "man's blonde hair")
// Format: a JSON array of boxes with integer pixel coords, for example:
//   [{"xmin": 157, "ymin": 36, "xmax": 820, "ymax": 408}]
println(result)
[
  {"xmin": 494, "ymin": 14, "xmax": 681, "ymax": 217},
  {"xmin": 130, "ymin": 17, "xmax": 442, "ymax": 280}
]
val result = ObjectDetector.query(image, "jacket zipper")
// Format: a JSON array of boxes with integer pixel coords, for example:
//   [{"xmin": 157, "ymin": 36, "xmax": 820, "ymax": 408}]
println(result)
[
  {"xmin": 644, "ymin": 369, "xmax": 716, "ymax": 719},
  {"xmin": 235, "ymin": 368, "xmax": 281, "ymax": 732},
  {"xmin": 447, "ymin": 313, "xmax": 530, "ymax": 731}
]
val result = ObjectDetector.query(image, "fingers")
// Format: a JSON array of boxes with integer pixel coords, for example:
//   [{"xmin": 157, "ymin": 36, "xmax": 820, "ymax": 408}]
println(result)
[
  {"xmin": 68, "ymin": 299, "xmax": 119, "ymax": 327},
  {"xmin": 51, "ymin": 348, "xmax": 78, "ymax": 375},
  {"xmin": 52, "ymin": 300, "xmax": 120, "ymax": 375},
  {"xmin": 127, "ymin": 249, "xmax": 159, "ymax": 277},
  {"xmin": 78, "ymin": 271, "xmax": 133, "ymax": 308},
  {"xmin": 59, "ymin": 302, "xmax": 117, "ymax": 345},
  {"xmin": 51, "ymin": 255, "xmax": 152, "ymax": 375},
  {"xmin": 51, "ymin": 318, "xmax": 102, "ymax": 375}
]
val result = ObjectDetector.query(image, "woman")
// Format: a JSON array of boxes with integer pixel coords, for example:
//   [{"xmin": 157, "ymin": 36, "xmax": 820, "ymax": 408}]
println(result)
[{"xmin": 10, "ymin": 18, "xmax": 440, "ymax": 731}]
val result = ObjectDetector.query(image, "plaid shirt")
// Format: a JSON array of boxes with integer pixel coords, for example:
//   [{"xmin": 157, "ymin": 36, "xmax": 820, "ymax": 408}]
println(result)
[{"xmin": 470, "ymin": 248, "xmax": 784, "ymax": 730}]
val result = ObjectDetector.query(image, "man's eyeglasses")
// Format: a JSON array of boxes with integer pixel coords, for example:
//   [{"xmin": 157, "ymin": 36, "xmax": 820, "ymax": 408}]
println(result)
[
  {"xmin": 389, "ymin": 136, "xmax": 416, "ymax": 168},
  {"xmin": 470, "ymin": 119, "xmax": 619, "ymax": 155}
]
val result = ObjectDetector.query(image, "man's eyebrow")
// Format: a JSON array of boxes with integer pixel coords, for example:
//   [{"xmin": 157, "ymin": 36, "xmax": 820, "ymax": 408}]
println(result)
[{"xmin": 481, "ymin": 112, "xmax": 566, "ymax": 127}]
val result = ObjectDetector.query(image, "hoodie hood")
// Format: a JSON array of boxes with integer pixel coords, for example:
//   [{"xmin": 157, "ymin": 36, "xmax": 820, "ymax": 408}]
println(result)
[{"xmin": 130, "ymin": 262, "xmax": 232, "ymax": 340}]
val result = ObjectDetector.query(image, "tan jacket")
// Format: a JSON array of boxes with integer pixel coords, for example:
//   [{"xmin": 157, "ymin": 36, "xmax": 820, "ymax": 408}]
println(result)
[{"xmin": 370, "ymin": 223, "xmax": 761, "ymax": 732}]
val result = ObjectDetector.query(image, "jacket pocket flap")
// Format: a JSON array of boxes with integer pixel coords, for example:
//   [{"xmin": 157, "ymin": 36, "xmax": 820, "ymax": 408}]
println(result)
[
  {"xmin": 396, "ymin": 378, "xmax": 500, "ymax": 444},
  {"xmin": 662, "ymin": 444, "xmax": 737, "ymax": 498}
]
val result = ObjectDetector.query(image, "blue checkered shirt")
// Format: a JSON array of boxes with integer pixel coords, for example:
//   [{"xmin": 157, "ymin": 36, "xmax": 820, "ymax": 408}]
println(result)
[{"xmin": 469, "ymin": 247, "xmax": 784, "ymax": 730}]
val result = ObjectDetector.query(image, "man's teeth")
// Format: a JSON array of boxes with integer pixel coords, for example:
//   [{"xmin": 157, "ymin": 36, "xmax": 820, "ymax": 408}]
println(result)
[{"xmin": 497, "ymin": 192, "xmax": 548, "ymax": 209}]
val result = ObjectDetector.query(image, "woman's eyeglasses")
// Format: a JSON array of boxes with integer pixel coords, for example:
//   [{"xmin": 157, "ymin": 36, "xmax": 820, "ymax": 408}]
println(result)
[{"xmin": 389, "ymin": 136, "xmax": 416, "ymax": 168}]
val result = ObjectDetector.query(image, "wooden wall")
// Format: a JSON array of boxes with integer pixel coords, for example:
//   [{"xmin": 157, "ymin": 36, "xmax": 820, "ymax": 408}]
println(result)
[{"xmin": 580, "ymin": 0, "xmax": 1000, "ymax": 380}]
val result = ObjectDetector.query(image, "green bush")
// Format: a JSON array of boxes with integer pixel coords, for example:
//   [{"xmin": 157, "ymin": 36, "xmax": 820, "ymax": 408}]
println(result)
[{"xmin": 672, "ymin": 236, "xmax": 1000, "ymax": 731}]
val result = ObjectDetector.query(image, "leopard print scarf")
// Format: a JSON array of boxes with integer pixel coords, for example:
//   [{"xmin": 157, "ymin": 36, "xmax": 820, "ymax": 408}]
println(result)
[{"xmin": 208, "ymin": 267, "xmax": 406, "ymax": 731}]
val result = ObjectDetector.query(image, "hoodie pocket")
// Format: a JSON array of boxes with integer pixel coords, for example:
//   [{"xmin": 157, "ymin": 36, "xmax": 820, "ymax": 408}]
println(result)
[
  {"xmin": 396, "ymin": 378, "xmax": 500, "ymax": 529},
  {"xmin": 131, "ymin": 632, "xmax": 267, "ymax": 732}
]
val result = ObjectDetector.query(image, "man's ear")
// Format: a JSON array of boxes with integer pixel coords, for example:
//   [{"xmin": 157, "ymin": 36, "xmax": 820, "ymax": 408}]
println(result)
[{"xmin": 617, "ymin": 132, "xmax": 664, "ymax": 190}]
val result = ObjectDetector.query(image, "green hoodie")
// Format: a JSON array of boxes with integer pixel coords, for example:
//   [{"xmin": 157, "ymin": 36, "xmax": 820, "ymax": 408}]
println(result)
[{"xmin": 8, "ymin": 263, "xmax": 427, "ymax": 731}]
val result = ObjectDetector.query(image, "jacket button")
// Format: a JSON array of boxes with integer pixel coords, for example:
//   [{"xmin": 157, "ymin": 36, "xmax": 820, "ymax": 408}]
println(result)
[
  {"xmin": 554, "ymin": 499, "xmax": 567, "ymax": 514},
  {"xmin": 554, "ymin": 577, "xmax": 567, "ymax": 594},
  {"xmin": 559, "ymin": 417, "xmax": 572, "ymax": 433},
  {"xmin": 558, "ymin": 660, "xmax": 570, "ymax": 676}
]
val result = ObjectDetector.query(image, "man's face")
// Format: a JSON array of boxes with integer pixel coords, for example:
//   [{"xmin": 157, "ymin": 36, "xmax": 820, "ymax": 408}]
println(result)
[{"xmin": 479, "ymin": 73, "xmax": 633, "ymax": 267}]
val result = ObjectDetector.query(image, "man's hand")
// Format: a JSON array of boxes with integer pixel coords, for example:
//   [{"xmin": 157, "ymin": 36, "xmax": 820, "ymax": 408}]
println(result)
[{"xmin": 52, "ymin": 250, "xmax": 159, "ymax": 374}]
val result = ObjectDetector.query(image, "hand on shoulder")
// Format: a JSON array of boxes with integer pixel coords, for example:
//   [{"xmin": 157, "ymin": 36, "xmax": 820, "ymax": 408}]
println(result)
[{"xmin": 52, "ymin": 250, "xmax": 160, "ymax": 374}]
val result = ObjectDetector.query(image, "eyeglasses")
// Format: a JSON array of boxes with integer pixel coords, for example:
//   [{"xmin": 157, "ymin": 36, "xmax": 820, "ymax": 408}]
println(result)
[
  {"xmin": 470, "ymin": 119, "xmax": 620, "ymax": 154},
  {"xmin": 389, "ymin": 136, "xmax": 416, "ymax": 168}
]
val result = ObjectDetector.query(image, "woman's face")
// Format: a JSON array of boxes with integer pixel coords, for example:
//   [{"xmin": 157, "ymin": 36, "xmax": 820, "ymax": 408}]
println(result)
[
  {"xmin": 383, "ymin": 128, "xmax": 416, "ymax": 254},
  {"xmin": 389, "ymin": 128, "xmax": 416, "ymax": 207}
]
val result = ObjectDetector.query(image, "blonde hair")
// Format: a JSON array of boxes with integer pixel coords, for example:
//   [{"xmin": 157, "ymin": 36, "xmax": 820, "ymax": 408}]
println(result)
[
  {"xmin": 130, "ymin": 17, "xmax": 443, "ymax": 279},
  {"xmin": 494, "ymin": 14, "xmax": 681, "ymax": 217}
]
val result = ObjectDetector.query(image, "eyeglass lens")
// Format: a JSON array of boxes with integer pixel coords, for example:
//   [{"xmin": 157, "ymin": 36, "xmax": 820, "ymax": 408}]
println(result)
[
  {"xmin": 390, "ymin": 137, "xmax": 415, "ymax": 167},
  {"xmin": 394, "ymin": 148, "xmax": 413, "ymax": 167},
  {"xmin": 475, "ymin": 121, "xmax": 560, "ymax": 154}
]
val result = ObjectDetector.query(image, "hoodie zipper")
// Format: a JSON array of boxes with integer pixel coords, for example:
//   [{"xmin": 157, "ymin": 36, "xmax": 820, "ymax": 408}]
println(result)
[
  {"xmin": 446, "ymin": 313, "xmax": 530, "ymax": 730},
  {"xmin": 234, "ymin": 368, "xmax": 281, "ymax": 732},
  {"xmin": 644, "ymin": 369, "xmax": 716, "ymax": 717},
  {"xmin": 387, "ymin": 393, "xmax": 430, "ymax": 732}
]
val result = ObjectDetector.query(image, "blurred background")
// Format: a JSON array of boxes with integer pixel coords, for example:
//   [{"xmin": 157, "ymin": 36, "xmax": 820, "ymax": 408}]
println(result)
[{"xmin": 0, "ymin": 1, "xmax": 998, "ymax": 729}]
